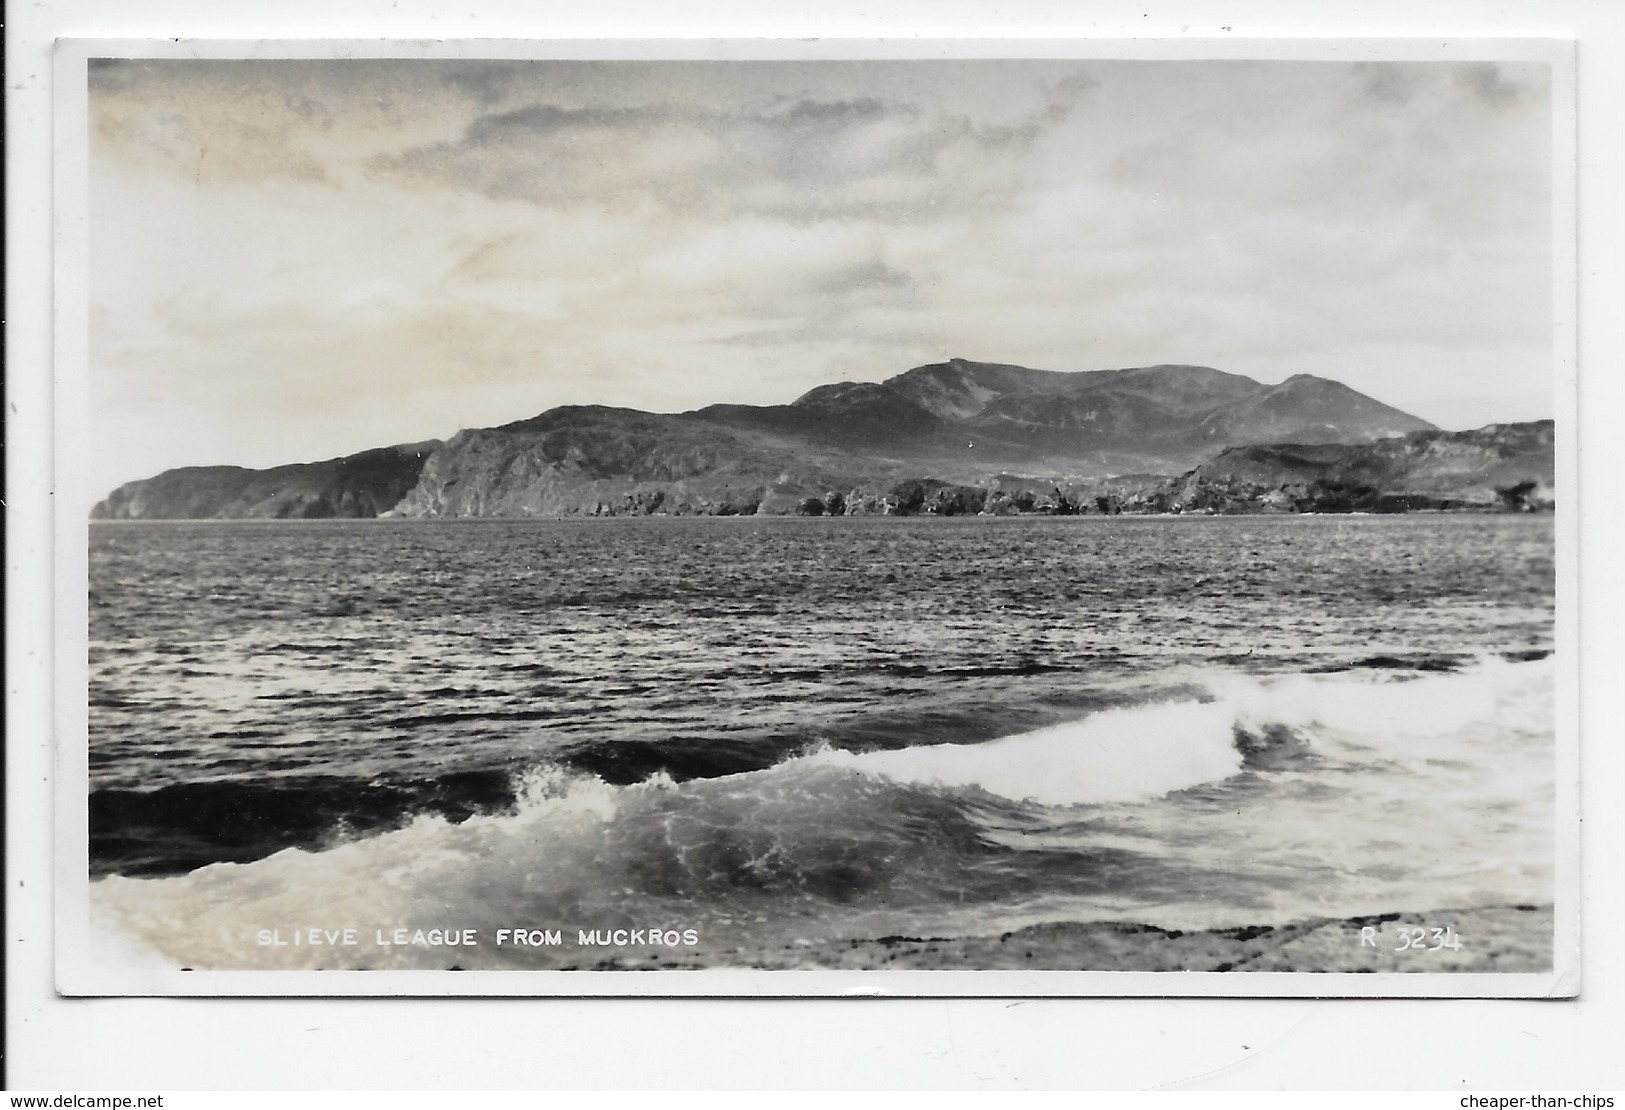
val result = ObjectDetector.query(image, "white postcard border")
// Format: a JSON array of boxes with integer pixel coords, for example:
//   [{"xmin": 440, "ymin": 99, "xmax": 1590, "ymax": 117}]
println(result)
[{"xmin": 51, "ymin": 34, "xmax": 1581, "ymax": 1001}]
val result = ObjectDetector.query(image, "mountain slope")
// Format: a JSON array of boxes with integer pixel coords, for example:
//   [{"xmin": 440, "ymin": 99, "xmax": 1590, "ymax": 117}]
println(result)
[
  {"xmin": 387, "ymin": 406, "xmax": 867, "ymax": 518},
  {"xmin": 685, "ymin": 380, "xmax": 945, "ymax": 454},
  {"xmin": 1193, "ymin": 374, "xmax": 1435, "ymax": 447},
  {"xmin": 91, "ymin": 442, "xmax": 439, "ymax": 520},
  {"xmin": 916, "ymin": 360, "xmax": 1431, "ymax": 461}
]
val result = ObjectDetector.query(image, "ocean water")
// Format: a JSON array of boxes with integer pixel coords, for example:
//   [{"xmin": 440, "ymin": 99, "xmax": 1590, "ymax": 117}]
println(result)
[{"xmin": 85, "ymin": 515, "xmax": 1556, "ymax": 971}]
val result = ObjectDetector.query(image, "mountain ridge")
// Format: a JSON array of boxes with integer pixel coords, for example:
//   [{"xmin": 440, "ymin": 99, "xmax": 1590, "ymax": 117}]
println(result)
[{"xmin": 91, "ymin": 360, "xmax": 1549, "ymax": 520}]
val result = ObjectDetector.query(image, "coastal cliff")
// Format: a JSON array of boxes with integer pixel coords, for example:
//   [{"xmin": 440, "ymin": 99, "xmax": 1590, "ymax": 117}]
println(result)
[
  {"xmin": 1167, "ymin": 421, "xmax": 1556, "ymax": 514},
  {"xmin": 92, "ymin": 442, "xmax": 439, "ymax": 520}
]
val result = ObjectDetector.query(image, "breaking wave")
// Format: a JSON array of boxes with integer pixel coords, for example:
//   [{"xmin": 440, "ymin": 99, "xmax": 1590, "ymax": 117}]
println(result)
[
  {"xmin": 89, "ymin": 657, "xmax": 1555, "ymax": 970},
  {"xmin": 797, "ymin": 652, "xmax": 1551, "ymax": 806}
]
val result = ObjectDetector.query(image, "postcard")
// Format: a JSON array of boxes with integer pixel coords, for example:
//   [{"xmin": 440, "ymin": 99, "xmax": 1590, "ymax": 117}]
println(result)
[{"xmin": 54, "ymin": 36, "xmax": 1578, "ymax": 997}]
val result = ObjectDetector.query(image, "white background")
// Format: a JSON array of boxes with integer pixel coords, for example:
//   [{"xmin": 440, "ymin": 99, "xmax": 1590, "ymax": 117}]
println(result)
[{"xmin": 8, "ymin": 0, "xmax": 1624, "ymax": 1091}]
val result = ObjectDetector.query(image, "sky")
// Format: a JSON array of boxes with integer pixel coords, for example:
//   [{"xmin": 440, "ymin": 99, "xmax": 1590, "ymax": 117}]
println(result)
[{"xmin": 87, "ymin": 55, "xmax": 1555, "ymax": 494}]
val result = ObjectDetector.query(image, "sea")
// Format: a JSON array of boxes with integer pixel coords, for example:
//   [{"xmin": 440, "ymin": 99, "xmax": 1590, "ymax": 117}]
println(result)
[{"xmin": 85, "ymin": 514, "xmax": 1557, "ymax": 971}]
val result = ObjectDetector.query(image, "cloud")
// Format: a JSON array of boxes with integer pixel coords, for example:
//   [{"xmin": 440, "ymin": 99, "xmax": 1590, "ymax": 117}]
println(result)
[
  {"xmin": 1458, "ymin": 62, "xmax": 1530, "ymax": 109},
  {"xmin": 90, "ymin": 74, "xmax": 334, "ymax": 186},
  {"xmin": 810, "ymin": 259, "xmax": 915, "ymax": 294},
  {"xmin": 462, "ymin": 101, "xmax": 685, "ymax": 144},
  {"xmin": 439, "ymin": 62, "xmax": 531, "ymax": 107},
  {"xmin": 370, "ymin": 71, "xmax": 1088, "ymax": 225},
  {"xmin": 1353, "ymin": 62, "xmax": 1428, "ymax": 106}
]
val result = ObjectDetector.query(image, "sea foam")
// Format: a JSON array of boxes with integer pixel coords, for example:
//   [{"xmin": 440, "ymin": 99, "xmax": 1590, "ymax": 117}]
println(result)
[{"xmin": 802, "ymin": 699, "xmax": 1243, "ymax": 806}]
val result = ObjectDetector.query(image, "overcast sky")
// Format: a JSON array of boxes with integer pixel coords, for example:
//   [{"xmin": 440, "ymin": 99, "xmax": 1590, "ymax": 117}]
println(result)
[{"xmin": 87, "ymin": 56, "xmax": 1554, "ymax": 493}]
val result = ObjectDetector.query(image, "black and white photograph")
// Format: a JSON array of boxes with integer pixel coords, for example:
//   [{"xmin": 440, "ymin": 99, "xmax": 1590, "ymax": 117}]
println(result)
[{"xmin": 58, "ymin": 39, "xmax": 1575, "ymax": 995}]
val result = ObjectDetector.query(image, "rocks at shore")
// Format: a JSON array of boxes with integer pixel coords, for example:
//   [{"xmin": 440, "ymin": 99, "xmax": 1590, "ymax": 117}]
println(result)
[
  {"xmin": 815, "ymin": 904, "xmax": 1554, "ymax": 973},
  {"xmin": 91, "ymin": 360, "xmax": 1552, "ymax": 520},
  {"xmin": 564, "ymin": 903, "xmax": 1553, "ymax": 973}
]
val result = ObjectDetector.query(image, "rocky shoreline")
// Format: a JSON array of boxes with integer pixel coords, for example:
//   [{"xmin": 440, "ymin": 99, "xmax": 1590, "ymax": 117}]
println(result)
[{"xmin": 566, "ymin": 904, "xmax": 1553, "ymax": 973}]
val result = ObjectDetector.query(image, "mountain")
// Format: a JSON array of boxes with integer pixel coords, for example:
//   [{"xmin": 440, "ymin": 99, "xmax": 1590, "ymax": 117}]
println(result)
[
  {"xmin": 91, "ymin": 360, "xmax": 1516, "ymax": 521},
  {"xmin": 678, "ymin": 359, "xmax": 1434, "ymax": 480},
  {"xmin": 873, "ymin": 359, "xmax": 1427, "ymax": 447}
]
